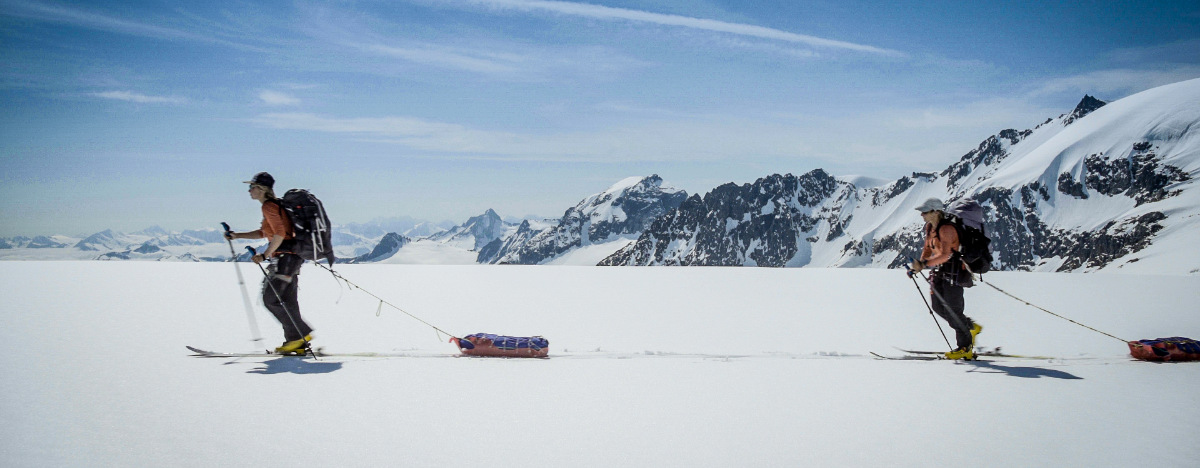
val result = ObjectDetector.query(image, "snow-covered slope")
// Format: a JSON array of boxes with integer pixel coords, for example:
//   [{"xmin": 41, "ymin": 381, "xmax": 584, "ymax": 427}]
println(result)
[
  {"xmin": 607, "ymin": 79, "xmax": 1200, "ymax": 274},
  {"xmin": 2, "ymin": 262, "xmax": 1197, "ymax": 466}
]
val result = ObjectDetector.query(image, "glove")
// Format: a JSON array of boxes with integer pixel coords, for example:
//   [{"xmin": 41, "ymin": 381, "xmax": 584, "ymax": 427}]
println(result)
[{"xmin": 910, "ymin": 259, "xmax": 925, "ymax": 274}]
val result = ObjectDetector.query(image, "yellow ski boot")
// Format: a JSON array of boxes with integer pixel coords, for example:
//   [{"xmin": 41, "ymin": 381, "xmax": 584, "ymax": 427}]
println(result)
[
  {"xmin": 275, "ymin": 334, "xmax": 313, "ymax": 354},
  {"xmin": 945, "ymin": 347, "xmax": 976, "ymax": 360}
]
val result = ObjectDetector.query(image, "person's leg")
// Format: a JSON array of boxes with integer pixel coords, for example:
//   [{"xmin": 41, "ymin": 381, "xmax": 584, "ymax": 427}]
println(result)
[
  {"xmin": 263, "ymin": 273, "xmax": 304, "ymax": 342},
  {"xmin": 274, "ymin": 254, "xmax": 313, "ymax": 340},
  {"xmin": 281, "ymin": 274, "xmax": 312, "ymax": 338},
  {"xmin": 931, "ymin": 275, "xmax": 971, "ymax": 349}
]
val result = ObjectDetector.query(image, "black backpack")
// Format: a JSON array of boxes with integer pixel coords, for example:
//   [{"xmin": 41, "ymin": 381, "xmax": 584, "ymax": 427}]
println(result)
[
  {"xmin": 944, "ymin": 199, "xmax": 993, "ymax": 274},
  {"xmin": 271, "ymin": 189, "xmax": 336, "ymax": 265}
]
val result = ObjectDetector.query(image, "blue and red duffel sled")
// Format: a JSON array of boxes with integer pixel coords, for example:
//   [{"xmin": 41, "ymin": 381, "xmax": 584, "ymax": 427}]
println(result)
[
  {"xmin": 453, "ymin": 333, "xmax": 549, "ymax": 358},
  {"xmin": 1128, "ymin": 337, "xmax": 1200, "ymax": 362}
]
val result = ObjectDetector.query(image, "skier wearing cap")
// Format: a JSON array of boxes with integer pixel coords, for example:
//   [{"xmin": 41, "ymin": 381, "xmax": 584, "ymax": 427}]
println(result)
[
  {"xmin": 225, "ymin": 172, "xmax": 314, "ymax": 355},
  {"xmin": 910, "ymin": 197, "xmax": 982, "ymax": 360}
]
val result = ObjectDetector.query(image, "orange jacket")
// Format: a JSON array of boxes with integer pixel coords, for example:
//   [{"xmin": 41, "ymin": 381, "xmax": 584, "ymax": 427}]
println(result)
[
  {"xmin": 259, "ymin": 201, "xmax": 293, "ymax": 241},
  {"xmin": 920, "ymin": 222, "xmax": 959, "ymax": 268}
]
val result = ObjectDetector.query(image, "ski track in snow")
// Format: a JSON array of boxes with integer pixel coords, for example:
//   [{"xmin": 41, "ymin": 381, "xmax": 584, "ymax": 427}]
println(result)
[{"xmin": 2, "ymin": 262, "xmax": 1197, "ymax": 467}]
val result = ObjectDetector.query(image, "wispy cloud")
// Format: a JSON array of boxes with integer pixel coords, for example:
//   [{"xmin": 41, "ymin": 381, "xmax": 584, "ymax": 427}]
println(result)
[
  {"xmin": 258, "ymin": 90, "xmax": 300, "ymax": 106},
  {"xmin": 250, "ymin": 113, "xmax": 525, "ymax": 155},
  {"xmin": 92, "ymin": 91, "xmax": 187, "ymax": 104},
  {"xmin": 0, "ymin": 0, "xmax": 265, "ymax": 51},
  {"xmin": 297, "ymin": 3, "xmax": 648, "ymax": 80},
  {"xmin": 1030, "ymin": 66, "xmax": 1200, "ymax": 99},
  {"xmin": 462, "ymin": 0, "xmax": 903, "ymax": 57},
  {"xmin": 359, "ymin": 43, "xmax": 525, "ymax": 75},
  {"xmin": 251, "ymin": 111, "xmax": 820, "ymax": 162}
]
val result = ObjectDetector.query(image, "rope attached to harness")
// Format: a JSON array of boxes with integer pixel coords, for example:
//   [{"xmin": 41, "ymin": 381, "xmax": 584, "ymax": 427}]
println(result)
[
  {"xmin": 310, "ymin": 261, "xmax": 458, "ymax": 342},
  {"xmin": 977, "ymin": 276, "xmax": 1127, "ymax": 343}
]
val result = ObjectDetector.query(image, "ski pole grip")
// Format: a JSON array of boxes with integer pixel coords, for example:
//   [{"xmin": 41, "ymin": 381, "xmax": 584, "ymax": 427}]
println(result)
[
  {"xmin": 221, "ymin": 222, "xmax": 232, "ymax": 233},
  {"xmin": 245, "ymin": 246, "xmax": 257, "ymax": 257}
]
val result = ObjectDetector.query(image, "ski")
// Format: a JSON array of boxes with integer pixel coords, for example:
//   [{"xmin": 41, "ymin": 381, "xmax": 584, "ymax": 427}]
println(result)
[
  {"xmin": 187, "ymin": 346, "xmax": 311, "ymax": 358},
  {"xmin": 186, "ymin": 346, "xmax": 460, "ymax": 359},
  {"xmin": 895, "ymin": 348, "xmax": 1053, "ymax": 359},
  {"xmin": 870, "ymin": 352, "xmax": 942, "ymax": 361}
]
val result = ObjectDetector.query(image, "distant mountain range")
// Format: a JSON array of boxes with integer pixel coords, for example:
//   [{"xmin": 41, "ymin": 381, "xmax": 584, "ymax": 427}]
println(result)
[
  {"xmin": 4, "ymin": 78, "xmax": 1198, "ymax": 274},
  {"xmin": 602, "ymin": 79, "xmax": 1200, "ymax": 274}
]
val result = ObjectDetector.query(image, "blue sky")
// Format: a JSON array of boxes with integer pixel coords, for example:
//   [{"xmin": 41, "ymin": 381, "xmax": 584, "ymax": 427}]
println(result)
[{"xmin": 2, "ymin": 0, "xmax": 1199, "ymax": 237}]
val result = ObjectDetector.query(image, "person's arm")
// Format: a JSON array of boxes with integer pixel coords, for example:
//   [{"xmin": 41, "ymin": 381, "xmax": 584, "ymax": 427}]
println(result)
[
  {"xmin": 912, "ymin": 224, "xmax": 933, "ymax": 272},
  {"xmin": 226, "ymin": 229, "xmax": 264, "ymax": 240},
  {"xmin": 923, "ymin": 224, "xmax": 959, "ymax": 268},
  {"xmin": 264, "ymin": 234, "xmax": 285, "ymax": 258}
]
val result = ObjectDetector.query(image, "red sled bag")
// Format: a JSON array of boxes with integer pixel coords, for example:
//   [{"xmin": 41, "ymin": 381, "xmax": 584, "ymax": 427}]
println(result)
[
  {"xmin": 1128, "ymin": 337, "xmax": 1200, "ymax": 362},
  {"xmin": 453, "ymin": 333, "xmax": 549, "ymax": 358}
]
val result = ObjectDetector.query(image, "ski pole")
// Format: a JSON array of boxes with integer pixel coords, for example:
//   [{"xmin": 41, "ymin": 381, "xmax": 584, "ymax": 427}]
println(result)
[
  {"xmin": 906, "ymin": 262, "xmax": 953, "ymax": 350},
  {"xmin": 246, "ymin": 246, "xmax": 314, "ymax": 357},
  {"xmin": 222, "ymin": 223, "xmax": 262, "ymax": 343}
]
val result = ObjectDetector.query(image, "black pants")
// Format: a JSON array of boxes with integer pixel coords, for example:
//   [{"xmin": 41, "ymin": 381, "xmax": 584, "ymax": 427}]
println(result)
[
  {"xmin": 930, "ymin": 272, "xmax": 974, "ymax": 349},
  {"xmin": 262, "ymin": 254, "xmax": 313, "ymax": 342}
]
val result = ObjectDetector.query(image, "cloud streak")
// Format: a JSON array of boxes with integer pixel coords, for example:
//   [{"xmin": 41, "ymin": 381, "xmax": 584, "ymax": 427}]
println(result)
[
  {"xmin": 251, "ymin": 111, "xmax": 816, "ymax": 163},
  {"xmin": 463, "ymin": 0, "xmax": 903, "ymax": 56},
  {"xmin": 92, "ymin": 91, "xmax": 187, "ymax": 104},
  {"xmin": 0, "ymin": 0, "xmax": 265, "ymax": 51},
  {"xmin": 259, "ymin": 90, "xmax": 301, "ymax": 106},
  {"xmin": 359, "ymin": 43, "xmax": 525, "ymax": 75},
  {"xmin": 1030, "ymin": 66, "xmax": 1200, "ymax": 99}
]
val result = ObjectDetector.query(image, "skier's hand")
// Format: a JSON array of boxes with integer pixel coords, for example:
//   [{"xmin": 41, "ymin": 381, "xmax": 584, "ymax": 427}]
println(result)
[
  {"xmin": 224, "ymin": 231, "xmax": 236, "ymax": 241},
  {"xmin": 251, "ymin": 253, "xmax": 265, "ymax": 264},
  {"xmin": 910, "ymin": 259, "xmax": 925, "ymax": 274}
]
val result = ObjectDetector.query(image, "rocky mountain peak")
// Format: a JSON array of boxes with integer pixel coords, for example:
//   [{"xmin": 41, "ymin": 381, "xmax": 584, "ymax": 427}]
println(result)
[
  {"xmin": 1064, "ymin": 94, "xmax": 1106, "ymax": 125},
  {"xmin": 481, "ymin": 175, "xmax": 688, "ymax": 264}
]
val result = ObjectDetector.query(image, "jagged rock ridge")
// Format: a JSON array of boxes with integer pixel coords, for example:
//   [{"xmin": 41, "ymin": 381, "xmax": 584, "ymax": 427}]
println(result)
[
  {"xmin": 602, "ymin": 80, "xmax": 1200, "ymax": 274},
  {"xmin": 481, "ymin": 175, "xmax": 688, "ymax": 264}
]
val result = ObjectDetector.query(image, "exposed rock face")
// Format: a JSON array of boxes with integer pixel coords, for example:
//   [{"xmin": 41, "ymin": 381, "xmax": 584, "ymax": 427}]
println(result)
[
  {"xmin": 601, "ymin": 170, "xmax": 849, "ymax": 267},
  {"xmin": 482, "ymin": 175, "xmax": 687, "ymax": 265},
  {"xmin": 427, "ymin": 209, "xmax": 508, "ymax": 251},
  {"xmin": 602, "ymin": 89, "xmax": 1197, "ymax": 273},
  {"xmin": 348, "ymin": 232, "xmax": 410, "ymax": 263}
]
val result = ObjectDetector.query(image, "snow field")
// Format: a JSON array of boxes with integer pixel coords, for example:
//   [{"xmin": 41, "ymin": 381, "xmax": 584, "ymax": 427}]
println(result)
[{"xmin": 1, "ymin": 262, "xmax": 1197, "ymax": 467}]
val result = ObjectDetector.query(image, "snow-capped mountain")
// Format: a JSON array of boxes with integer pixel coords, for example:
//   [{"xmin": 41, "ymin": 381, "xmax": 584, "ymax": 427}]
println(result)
[
  {"xmin": 346, "ymin": 232, "xmax": 411, "ymax": 263},
  {"xmin": 24, "ymin": 236, "xmax": 70, "ymax": 249},
  {"xmin": 73, "ymin": 228, "xmax": 208, "ymax": 253},
  {"xmin": 479, "ymin": 175, "xmax": 689, "ymax": 264},
  {"xmin": 6, "ymin": 79, "xmax": 1197, "ymax": 272},
  {"xmin": 425, "ymin": 209, "xmax": 511, "ymax": 251},
  {"xmin": 600, "ymin": 170, "xmax": 854, "ymax": 267},
  {"xmin": 338, "ymin": 217, "xmax": 450, "ymax": 240},
  {"xmin": 604, "ymin": 78, "xmax": 1200, "ymax": 274},
  {"xmin": 404, "ymin": 222, "xmax": 448, "ymax": 238}
]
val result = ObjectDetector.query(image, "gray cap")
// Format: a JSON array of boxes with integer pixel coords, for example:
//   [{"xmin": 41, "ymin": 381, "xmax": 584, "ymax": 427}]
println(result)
[{"xmin": 914, "ymin": 197, "xmax": 945, "ymax": 213}]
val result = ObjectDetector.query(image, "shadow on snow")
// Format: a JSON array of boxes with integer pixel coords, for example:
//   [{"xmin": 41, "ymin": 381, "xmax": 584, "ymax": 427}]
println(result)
[
  {"xmin": 245, "ymin": 357, "xmax": 344, "ymax": 375},
  {"xmin": 965, "ymin": 360, "xmax": 1083, "ymax": 380}
]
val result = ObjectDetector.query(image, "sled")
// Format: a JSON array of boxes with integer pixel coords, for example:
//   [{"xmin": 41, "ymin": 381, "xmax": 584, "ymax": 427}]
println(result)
[
  {"xmin": 1127, "ymin": 337, "xmax": 1200, "ymax": 362},
  {"xmin": 453, "ymin": 333, "xmax": 549, "ymax": 358}
]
